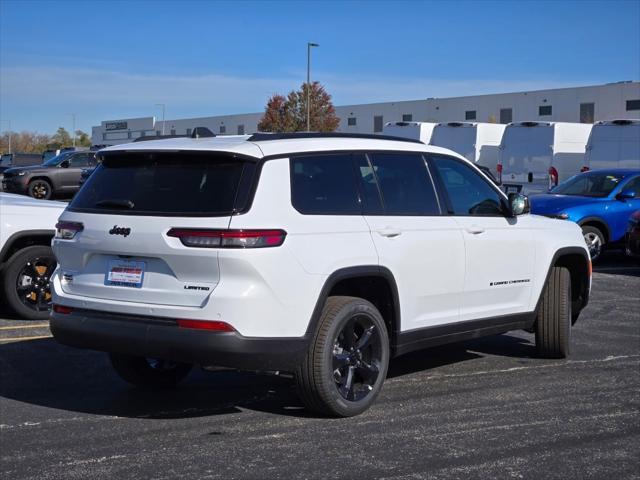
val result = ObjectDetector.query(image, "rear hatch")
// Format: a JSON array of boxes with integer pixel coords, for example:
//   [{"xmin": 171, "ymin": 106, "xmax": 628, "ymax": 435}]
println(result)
[
  {"xmin": 54, "ymin": 150, "xmax": 255, "ymax": 307},
  {"xmin": 500, "ymin": 124, "xmax": 553, "ymax": 191}
]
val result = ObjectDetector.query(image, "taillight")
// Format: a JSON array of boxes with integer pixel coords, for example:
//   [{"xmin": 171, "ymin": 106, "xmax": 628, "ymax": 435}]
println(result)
[
  {"xmin": 548, "ymin": 166, "xmax": 559, "ymax": 188},
  {"xmin": 53, "ymin": 304, "xmax": 74, "ymax": 314},
  {"xmin": 177, "ymin": 319, "xmax": 235, "ymax": 332},
  {"xmin": 496, "ymin": 163, "xmax": 503, "ymax": 183},
  {"xmin": 580, "ymin": 166, "xmax": 590, "ymax": 172},
  {"xmin": 55, "ymin": 221, "xmax": 84, "ymax": 240},
  {"xmin": 167, "ymin": 229, "xmax": 287, "ymax": 248}
]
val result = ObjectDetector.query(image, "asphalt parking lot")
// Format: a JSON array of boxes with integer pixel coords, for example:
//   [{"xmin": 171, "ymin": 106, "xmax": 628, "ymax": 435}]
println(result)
[{"xmin": 1, "ymin": 253, "xmax": 639, "ymax": 480}]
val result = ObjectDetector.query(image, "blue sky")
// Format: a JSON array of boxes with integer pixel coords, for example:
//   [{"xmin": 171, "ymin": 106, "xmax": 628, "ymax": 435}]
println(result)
[{"xmin": 1, "ymin": 0, "xmax": 638, "ymax": 134}]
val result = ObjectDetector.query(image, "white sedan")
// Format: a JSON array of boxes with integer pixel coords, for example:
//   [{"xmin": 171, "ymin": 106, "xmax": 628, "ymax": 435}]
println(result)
[{"xmin": 0, "ymin": 193, "xmax": 66, "ymax": 319}]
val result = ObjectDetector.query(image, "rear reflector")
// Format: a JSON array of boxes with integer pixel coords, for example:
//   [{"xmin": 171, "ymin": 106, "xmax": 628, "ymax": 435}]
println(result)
[
  {"xmin": 167, "ymin": 228, "xmax": 286, "ymax": 248},
  {"xmin": 496, "ymin": 164, "xmax": 503, "ymax": 183},
  {"xmin": 53, "ymin": 304, "xmax": 74, "ymax": 314},
  {"xmin": 55, "ymin": 221, "xmax": 84, "ymax": 240},
  {"xmin": 177, "ymin": 319, "xmax": 235, "ymax": 332}
]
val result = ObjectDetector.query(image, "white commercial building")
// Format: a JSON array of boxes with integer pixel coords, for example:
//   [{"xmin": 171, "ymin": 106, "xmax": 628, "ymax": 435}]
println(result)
[{"xmin": 92, "ymin": 81, "xmax": 640, "ymax": 146}]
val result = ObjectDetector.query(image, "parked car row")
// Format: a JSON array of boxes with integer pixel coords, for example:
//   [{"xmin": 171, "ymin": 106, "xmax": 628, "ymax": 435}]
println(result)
[
  {"xmin": 1, "ymin": 150, "xmax": 98, "ymax": 199},
  {"xmin": 384, "ymin": 119, "xmax": 640, "ymax": 196},
  {"xmin": 0, "ymin": 130, "xmax": 638, "ymax": 419}
]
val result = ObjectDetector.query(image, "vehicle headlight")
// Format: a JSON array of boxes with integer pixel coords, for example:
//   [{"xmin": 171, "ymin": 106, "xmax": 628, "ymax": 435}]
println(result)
[
  {"xmin": 553, "ymin": 213, "xmax": 569, "ymax": 220},
  {"xmin": 16, "ymin": 171, "xmax": 26, "ymax": 176}
]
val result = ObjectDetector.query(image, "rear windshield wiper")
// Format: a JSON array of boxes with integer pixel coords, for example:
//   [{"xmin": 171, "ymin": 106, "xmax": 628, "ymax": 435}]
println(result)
[{"xmin": 94, "ymin": 199, "xmax": 135, "ymax": 209}]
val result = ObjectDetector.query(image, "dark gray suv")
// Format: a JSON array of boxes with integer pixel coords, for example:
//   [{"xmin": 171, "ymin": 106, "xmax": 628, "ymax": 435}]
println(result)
[{"xmin": 2, "ymin": 150, "xmax": 97, "ymax": 199}]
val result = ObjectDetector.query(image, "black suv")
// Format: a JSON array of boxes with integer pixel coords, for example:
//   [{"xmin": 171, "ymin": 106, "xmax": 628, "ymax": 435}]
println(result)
[{"xmin": 2, "ymin": 150, "xmax": 97, "ymax": 199}]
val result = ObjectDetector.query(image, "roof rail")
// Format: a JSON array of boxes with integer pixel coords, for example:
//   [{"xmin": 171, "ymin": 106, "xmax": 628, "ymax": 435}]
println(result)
[
  {"xmin": 246, "ymin": 132, "xmax": 424, "ymax": 144},
  {"xmin": 133, "ymin": 134, "xmax": 186, "ymax": 143}
]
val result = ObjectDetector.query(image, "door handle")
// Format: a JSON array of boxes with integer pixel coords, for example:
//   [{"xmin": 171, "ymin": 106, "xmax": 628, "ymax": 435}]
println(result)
[
  {"xmin": 466, "ymin": 225, "xmax": 485, "ymax": 235},
  {"xmin": 377, "ymin": 227, "xmax": 402, "ymax": 238}
]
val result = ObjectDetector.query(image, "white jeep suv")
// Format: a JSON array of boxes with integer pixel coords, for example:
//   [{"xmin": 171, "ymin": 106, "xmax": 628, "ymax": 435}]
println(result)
[{"xmin": 50, "ymin": 132, "xmax": 591, "ymax": 417}]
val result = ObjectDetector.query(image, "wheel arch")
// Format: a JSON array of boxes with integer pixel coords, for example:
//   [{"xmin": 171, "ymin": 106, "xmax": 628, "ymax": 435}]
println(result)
[
  {"xmin": 0, "ymin": 230, "xmax": 55, "ymax": 267},
  {"xmin": 578, "ymin": 217, "xmax": 610, "ymax": 243},
  {"xmin": 538, "ymin": 247, "xmax": 591, "ymax": 324},
  {"xmin": 305, "ymin": 266, "xmax": 401, "ymax": 349}
]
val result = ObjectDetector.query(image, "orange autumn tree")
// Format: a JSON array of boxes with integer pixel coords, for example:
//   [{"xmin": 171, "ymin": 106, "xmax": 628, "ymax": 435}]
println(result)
[{"xmin": 258, "ymin": 82, "xmax": 340, "ymax": 132}]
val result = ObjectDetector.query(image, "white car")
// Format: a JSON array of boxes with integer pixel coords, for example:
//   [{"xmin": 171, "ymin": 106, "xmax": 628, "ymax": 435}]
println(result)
[
  {"xmin": 50, "ymin": 132, "xmax": 591, "ymax": 417},
  {"xmin": 0, "ymin": 193, "xmax": 66, "ymax": 319}
]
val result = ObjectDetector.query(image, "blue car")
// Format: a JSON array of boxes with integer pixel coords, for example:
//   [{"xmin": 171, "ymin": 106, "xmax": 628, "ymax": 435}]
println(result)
[{"xmin": 530, "ymin": 168, "xmax": 640, "ymax": 260}]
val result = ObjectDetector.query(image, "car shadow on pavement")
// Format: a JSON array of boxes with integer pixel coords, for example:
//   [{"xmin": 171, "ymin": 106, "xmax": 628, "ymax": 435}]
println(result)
[
  {"xmin": 593, "ymin": 251, "xmax": 640, "ymax": 277},
  {"xmin": 0, "ymin": 333, "xmax": 537, "ymax": 421}
]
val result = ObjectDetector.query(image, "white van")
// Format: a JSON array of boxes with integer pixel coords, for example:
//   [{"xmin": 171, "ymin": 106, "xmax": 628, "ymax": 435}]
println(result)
[
  {"xmin": 382, "ymin": 121, "xmax": 438, "ymax": 144},
  {"xmin": 583, "ymin": 120, "xmax": 640, "ymax": 170},
  {"xmin": 430, "ymin": 122, "xmax": 506, "ymax": 172},
  {"xmin": 498, "ymin": 122, "xmax": 592, "ymax": 195}
]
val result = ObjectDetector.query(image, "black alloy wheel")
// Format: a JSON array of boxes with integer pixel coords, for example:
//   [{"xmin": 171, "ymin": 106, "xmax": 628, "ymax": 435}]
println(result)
[
  {"xmin": 16, "ymin": 255, "xmax": 57, "ymax": 313},
  {"xmin": 332, "ymin": 315, "xmax": 383, "ymax": 401},
  {"xmin": 296, "ymin": 296, "xmax": 390, "ymax": 417},
  {"xmin": 28, "ymin": 179, "xmax": 52, "ymax": 200},
  {"xmin": 2, "ymin": 245, "xmax": 57, "ymax": 320}
]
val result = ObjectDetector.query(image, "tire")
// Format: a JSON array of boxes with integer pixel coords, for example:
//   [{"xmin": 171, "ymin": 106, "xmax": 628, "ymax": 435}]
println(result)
[
  {"xmin": 535, "ymin": 266, "xmax": 572, "ymax": 358},
  {"xmin": 28, "ymin": 179, "xmax": 53, "ymax": 200},
  {"xmin": 109, "ymin": 354, "xmax": 192, "ymax": 388},
  {"xmin": 581, "ymin": 225, "xmax": 604, "ymax": 261},
  {"xmin": 295, "ymin": 296, "xmax": 390, "ymax": 417},
  {"xmin": 1, "ymin": 245, "xmax": 56, "ymax": 320}
]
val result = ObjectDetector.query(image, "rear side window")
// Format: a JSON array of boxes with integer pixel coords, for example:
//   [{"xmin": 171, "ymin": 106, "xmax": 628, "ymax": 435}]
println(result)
[
  {"xmin": 431, "ymin": 156, "xmax": 505, "ymax": 216},
  {"xmin": 367, "ymin": 153, "xmax": 440, "ymax": 215},
  {"xmin": 291, "ymin": 154, "xmax": 360, "ymax": 214},
  {"xmin": 69, "ymin": 152, "xmax": 248, "ymax": 216}
]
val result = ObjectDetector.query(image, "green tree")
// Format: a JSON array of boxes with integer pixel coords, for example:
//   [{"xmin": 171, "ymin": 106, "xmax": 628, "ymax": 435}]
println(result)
[
  {"xmin": 50, "ymin": 127, "xmax": 72, "ymax": 148},
  {"xmin": 75, "ymin": 130, "xmax": 92, "ymax": 147},
  {"xmin": 258, "ymin": 82, "xmax": 340, "ymax": 133}
]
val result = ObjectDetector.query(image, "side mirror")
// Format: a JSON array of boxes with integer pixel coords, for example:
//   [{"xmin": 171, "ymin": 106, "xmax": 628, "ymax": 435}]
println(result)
[
  {"xmin": 60, "ymin": 160, "xmax": 70, "ymax": 168},
  {"xmin": 508, "ymin": 193, "xmax": 530, "ymax": 216},
  {"xmin": 617, "ymin": 190, "xmax": 636, "ymax": 201}
]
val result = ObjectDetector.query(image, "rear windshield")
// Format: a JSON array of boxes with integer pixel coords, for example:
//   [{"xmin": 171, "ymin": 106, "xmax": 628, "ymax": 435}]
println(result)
[{"xmin": 69, "ymin": 152, "xmax": 250, "ymax": 216}]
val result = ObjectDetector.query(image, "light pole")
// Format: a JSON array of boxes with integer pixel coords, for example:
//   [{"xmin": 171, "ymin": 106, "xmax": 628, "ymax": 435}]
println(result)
[
  {"xmin": 69, "ymin": 113, "xmax": 76, "ymax": 147},
  {"xmin": 155, "ymin": 103, "xmax": 166, "ymax": 135},
  {"xmin": 306, "ymin": 42, "xmax": 319, "ymax": 132}
]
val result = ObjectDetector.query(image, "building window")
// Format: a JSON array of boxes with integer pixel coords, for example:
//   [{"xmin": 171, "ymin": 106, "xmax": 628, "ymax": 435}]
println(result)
[
  {"xmin": 237, "ymin": 124, "xmax": 245, "ymax": 135},
  {"xmin": 347, "ymin": 117, "xmax": 357, "ymax": 126},
  {"xmin": 465, "ymin": 110, "xmax": 476, "ymax": 120},
  {"xmin": 402, "ymin": 114, "xmax": 413, "ymax": 122},
  {"xmin": 500, "ymin": 108, "xmax": 513, "ymax": 124},
  {"xmin": 170, "ymin": 129, "xmax": 176, "ymax": 135},
  {"xmin": 186, "ymin": 128, "xmax": 192, "ymax": 136},
  {"xmin": 580, "ymin": 103, "xmax": 595, "ymax": 123},
  {"xmin": 220, "ymin": 125, "xmax": 226, "ymax": 134},
  {"xmin": 374, "ymin": 115, "xmax": 383, "ymax": 133},
  {"xmin": 626, "ymin": 99, "xmax": 640, "ymax": 111},
  {"xmin": 539, "ymin": 105, "xmax": 552, "ymax": 116}
]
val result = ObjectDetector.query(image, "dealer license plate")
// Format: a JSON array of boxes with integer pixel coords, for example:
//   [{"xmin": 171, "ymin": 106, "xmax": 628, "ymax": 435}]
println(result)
[{"xmin": 105, "ymin": 260, "xmax": 145, "ymax": 288}]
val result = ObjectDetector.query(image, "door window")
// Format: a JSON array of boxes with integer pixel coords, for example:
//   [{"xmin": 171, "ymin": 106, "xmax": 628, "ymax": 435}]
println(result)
[
  {"xmin": 431, "ymin": 156, "xmax": 505, "ymax": 216},
  {"xmin": 70, "ymin": 153, "xmax": 93, "ymax": 167},
  {"xmin": 366, "ymin": 153, "xmax": 440, "ymax": 215},
  {"xmin": 291, "ymin": 154, "xmax": 360, "ymax": 214},
  {"xmin": 621, "ymin": 176, "xmax": 640, "ymax": 195}
]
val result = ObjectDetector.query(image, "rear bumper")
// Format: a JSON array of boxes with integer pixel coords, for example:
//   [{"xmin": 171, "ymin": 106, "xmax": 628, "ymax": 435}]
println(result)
[{"xmin": 50, "ymin": 309, "xmax": 309, "ymax": 372}]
